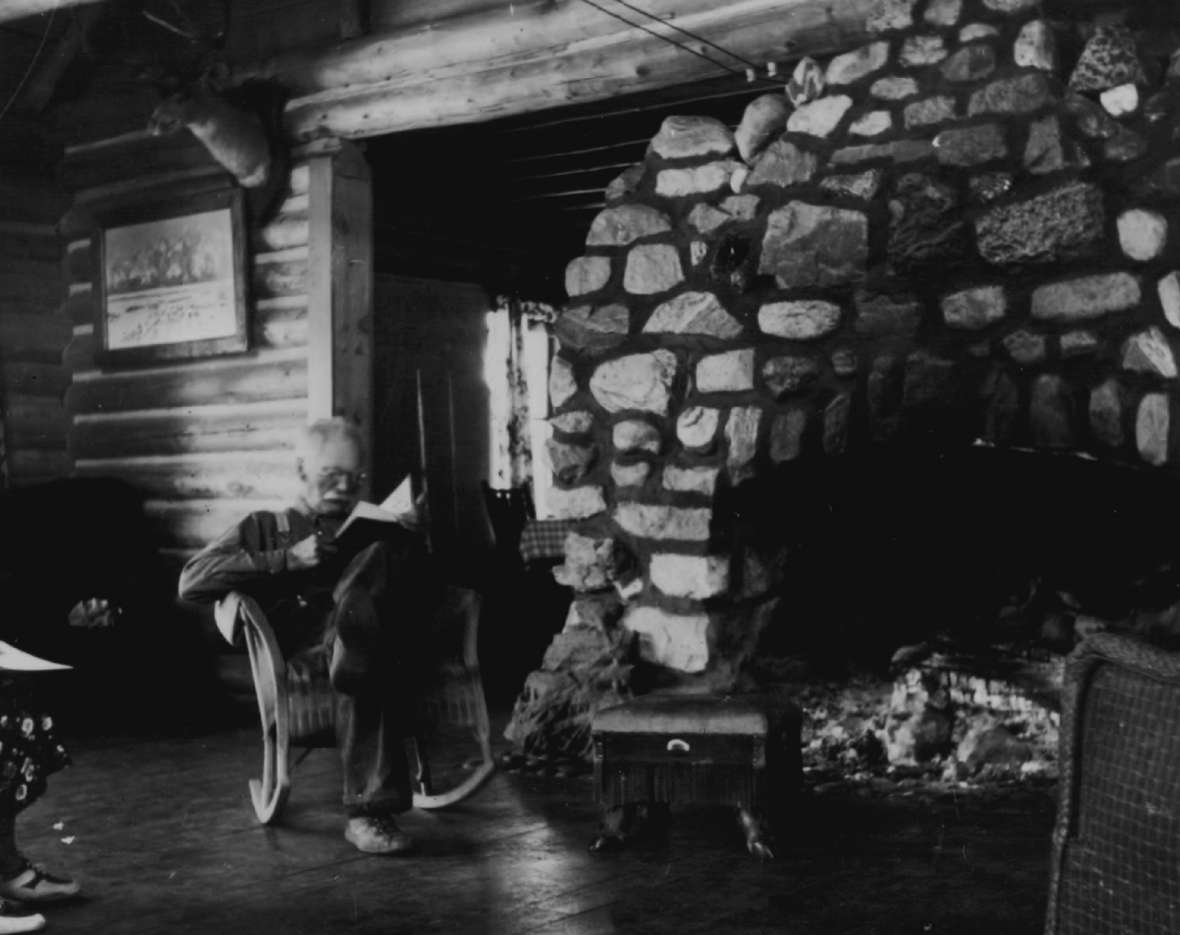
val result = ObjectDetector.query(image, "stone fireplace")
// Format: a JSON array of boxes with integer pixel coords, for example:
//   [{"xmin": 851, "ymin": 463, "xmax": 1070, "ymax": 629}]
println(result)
[{"xmin": 506, "ymin": 0, "xmax": 1180, "ymax": 774}]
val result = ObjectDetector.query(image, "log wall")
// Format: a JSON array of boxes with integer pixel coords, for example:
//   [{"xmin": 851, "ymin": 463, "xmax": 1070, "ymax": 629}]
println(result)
[
  {"xmin": 60, "ymin": 133, "xmax": 313, "ymax": 563},
  {"xmin": 0, "ymin": 177, "xmax": 71, "ymax": 487}
]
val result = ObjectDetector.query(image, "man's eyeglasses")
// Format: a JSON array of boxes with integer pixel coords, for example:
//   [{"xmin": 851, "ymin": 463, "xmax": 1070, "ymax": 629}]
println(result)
[{"xmin": 316, "ymin": 469, "xmax": 366, "ymax": 488}]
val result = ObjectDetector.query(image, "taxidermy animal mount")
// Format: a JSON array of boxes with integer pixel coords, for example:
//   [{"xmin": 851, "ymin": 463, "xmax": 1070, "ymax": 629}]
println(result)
[
  {"xmin": 148, "ymin": 83, "xmax": 271, "ymax": 188},
  {"xmin": 147, "ymin": 69, "xmax": 290, "ymax": 223}
]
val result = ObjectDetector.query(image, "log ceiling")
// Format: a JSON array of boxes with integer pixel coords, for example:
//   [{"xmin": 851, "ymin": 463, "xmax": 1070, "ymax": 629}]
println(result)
[
  {"xmin": 24, "ymin": 0, "xmax": 877, "ymax": 148},
  {"xmin": 250, "ymin": 0, "xmax": 877, "ymax": 141}
]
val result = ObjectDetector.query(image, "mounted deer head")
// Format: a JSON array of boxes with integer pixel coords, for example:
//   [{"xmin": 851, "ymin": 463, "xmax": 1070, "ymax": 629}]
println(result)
[{"xmin": 148, "ymin": 65, "xmax": 275, "ymax": 189}]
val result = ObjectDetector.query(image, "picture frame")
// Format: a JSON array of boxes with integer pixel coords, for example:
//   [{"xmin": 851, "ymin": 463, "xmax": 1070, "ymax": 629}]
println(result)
[{"xmin": 95, "ymin": 186, "xmax": 249, "ymax": 366}]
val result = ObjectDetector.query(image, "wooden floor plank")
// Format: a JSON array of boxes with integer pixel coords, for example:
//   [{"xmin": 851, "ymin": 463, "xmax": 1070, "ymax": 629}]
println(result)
[{"xmin": 8, "ymin": 711, "xmax": 1055, "ymax": 935}]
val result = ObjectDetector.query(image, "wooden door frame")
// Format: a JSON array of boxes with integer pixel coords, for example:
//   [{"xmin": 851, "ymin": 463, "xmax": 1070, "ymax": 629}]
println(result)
[{"xmin": 305, "ymin": 139, "xmax": 374, "ymax": 497}]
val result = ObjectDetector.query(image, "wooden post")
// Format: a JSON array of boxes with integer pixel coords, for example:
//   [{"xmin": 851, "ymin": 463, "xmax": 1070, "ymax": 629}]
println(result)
[
  {"xmin": 306, "ymin": 156, "xmax": 334, "ymax": 423},
  {"xmin": 415, "ymin": 367, "xmax": 433, "ymax": 556},
  {"xmin": 305, "ymin": 140, "xmax": 374, "ymax": 496}
]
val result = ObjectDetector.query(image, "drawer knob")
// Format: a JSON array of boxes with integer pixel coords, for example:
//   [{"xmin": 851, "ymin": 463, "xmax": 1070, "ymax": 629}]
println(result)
[{"xmin": 666, "ymin": 738, "xmax": 691, "ymax": 754}]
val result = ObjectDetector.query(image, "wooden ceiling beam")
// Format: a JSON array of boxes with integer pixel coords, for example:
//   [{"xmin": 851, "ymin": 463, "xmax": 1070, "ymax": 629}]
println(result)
[
  {"xmin": 239, "ymin": 0, "xmax": 875, "ymax": 142},
  {"xmin": 22, "ymin": 5, "xmax": 104, "ymax": 113},
  {"xmin": 0, "ymin": 0, "xmax": 104, "ymax": 24},
  {"xmin": 0, "ymin": 173, "xmax": 69, "ymax": 224}
]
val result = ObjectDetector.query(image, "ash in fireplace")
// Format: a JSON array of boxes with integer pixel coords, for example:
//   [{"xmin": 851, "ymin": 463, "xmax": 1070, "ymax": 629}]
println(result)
[{"xmin": 791, "ymin": 646, "xmax": 1062, "ymax": 794}]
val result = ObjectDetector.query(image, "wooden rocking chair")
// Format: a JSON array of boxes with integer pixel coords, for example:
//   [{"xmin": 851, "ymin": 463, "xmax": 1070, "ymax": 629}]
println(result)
[{"xmin": 214, "ymin": 585, "xmax": 495, "ymax": 825}]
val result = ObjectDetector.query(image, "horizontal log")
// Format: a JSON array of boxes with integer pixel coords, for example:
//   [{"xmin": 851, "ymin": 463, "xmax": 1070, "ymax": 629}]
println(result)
[
  {"xmin": 6, "ymin": 400, "xmax": 69, "ymax": 450},
  {"xmin": 58, "ymin": 206, "xmax": 97, "ymax": 242},
  {"xmin": 66, "ymin": 349, "xmax": 308, "ymax": 415},
  {"xmin": 3, "ymin": 361, "xmax": 70, "ymax": 398},
  {"xmin": 254, "ymin": 214, "xmax": 309, "ymax": 252},
  {"xmin": 0, "ymin": 311, "xmax": 72, "ymax": 359},
  {"xmin": 0, "ymin": 129, "xmax": 58, "ymax": 179},
  {"xmin": 63, "ymin": 288, "xmax": 94, "ymax": 326},
  {"xmin": 278, "ymin": 193, "xmax": 310, "ymax": 215},
  {"xmin": 62, "ymin": 329, "xmax": 92, "ymax": 372},
  {"xmin": 62, "ymin": 128, "xmax": 154, "ymax": 158},
  {"xmin": 144, "ymin": 498, "xmax": 290, "ymax": 550},
  {"xmin": 289, "ymin": 164, "xmax": 310, "ymax": 196},
  {"xmin": 0, "ymin": 231, "xmax": 60, "ymax": 262},
  {"xmin": 0, "ymin": 347, "xmax": 65, "ymax": 367},
  {"xmin": 1, "ymin": 258, "xmax": 60, "ymax": 282},
  {"xmin": 271, "ymin": 0, "xmax": 874, "ymax": 139},
  {"xmin": 253, "ymin": 258, "xmax": 307, "ymax": 299},
  {"xmin": 0, "ymin": 179, "xmax": 69, "ymax": 225},
  {"xmin": 253, "ymin": 301, "xmax": 309, "ymax": 349},
  {"xmin": 0, "ymin": 259, "xmax": 65, "ymax": 305},
  {"xmin": 7, "ymin": 449, "xmax": 71, "ymax": 482},
  {"xmin": 249, "ymin": 0, "xmax": 732, "ymax": 94},
  {"xmin": 53, "ymin": 94, "xmax": 164, "ymax": 149},
  {"xmin": 64, "ymin": 240, "xmax": 93, "ymax": 283},
  {"xmin": 0, "ymin": 278, "xmax": 64, "ymax": 310},
  {"xmin": 367, "ymin": 0, "xmax": 534, "ymax": 32},
  {"xmin": 69, "ymin": 399, "xmax": 307, "ymax": 460},
  {"xmin": 62, "ymin": 133, "xmax": 223, "ymax": 192},
  {"xmin": 74, "ymin": 167, "xmax": 231, "ymax": 208},
  {"xmin": 256, "ymin": 246, "xmax": 309, "ymax": 264},
  {"xmin": 74, "ymin": 453, "xmax": 302, "ymax": 501},
  {"xmin": 157, "ymin": 546, "xmax": 198, "ymax": 570}
]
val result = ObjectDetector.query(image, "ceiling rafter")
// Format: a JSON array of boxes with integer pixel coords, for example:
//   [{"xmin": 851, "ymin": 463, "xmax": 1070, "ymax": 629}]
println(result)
[{"xmin": 0, "ymin": 0, "xmax": 103, "ymax": 25}]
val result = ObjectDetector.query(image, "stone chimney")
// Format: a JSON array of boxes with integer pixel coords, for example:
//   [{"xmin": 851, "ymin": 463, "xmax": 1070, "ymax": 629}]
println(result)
[{"xmin": 509, "ymin": 0, "xmax": 1180, "ymax": 757}]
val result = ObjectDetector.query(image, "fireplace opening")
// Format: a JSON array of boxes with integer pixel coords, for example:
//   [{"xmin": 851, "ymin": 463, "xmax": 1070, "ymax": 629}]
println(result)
[{"xmin": 725, "ymin": 442, "xmax": 1180, "ymax": 786}]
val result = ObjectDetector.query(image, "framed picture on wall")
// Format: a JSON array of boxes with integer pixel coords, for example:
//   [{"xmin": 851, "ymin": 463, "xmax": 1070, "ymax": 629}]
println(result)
[{"xmin": 95, "ymin": 186, "xmax": 248, "ymax": 365}]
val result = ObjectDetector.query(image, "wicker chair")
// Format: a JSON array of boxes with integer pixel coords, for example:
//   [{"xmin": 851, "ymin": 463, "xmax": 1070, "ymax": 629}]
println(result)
[
  {"xmin": 214, "ymin": 585, "xmax": 494, "ymax": 824},
  {"xmin": 1046, "ymin": 631, "xmax": 1180, "ymax": 935}
]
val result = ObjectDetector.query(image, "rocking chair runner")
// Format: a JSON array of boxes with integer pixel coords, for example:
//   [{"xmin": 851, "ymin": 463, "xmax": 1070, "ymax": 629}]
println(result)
[{"xmin": 214, "ymin": 585, "xmax": 495, "ymax": 825}]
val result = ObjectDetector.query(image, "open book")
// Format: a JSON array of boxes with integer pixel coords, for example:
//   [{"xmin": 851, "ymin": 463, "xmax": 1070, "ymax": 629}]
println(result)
[
  {"xmin": 333, "ymin": 476, "xmax": 421, "ymax": 555},
  {"xmin": 0, "ymin": 640, "xmax": 71, "ymax": 673}
]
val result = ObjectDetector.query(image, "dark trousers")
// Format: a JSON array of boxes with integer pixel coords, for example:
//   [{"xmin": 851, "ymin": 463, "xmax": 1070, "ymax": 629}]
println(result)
[{"xmin": 282, "ymin": 541, "xmax": 430, "ymax": 817}]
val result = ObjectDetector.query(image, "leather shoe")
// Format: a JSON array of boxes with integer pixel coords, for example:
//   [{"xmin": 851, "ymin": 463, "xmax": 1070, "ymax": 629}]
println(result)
[{"xmin": 345, "ymin": 816, "xmax": 414, "ymax": 855}]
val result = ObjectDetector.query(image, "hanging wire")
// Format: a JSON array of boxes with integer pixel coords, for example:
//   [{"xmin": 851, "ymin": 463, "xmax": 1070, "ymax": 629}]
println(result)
[
  {"xmin": 607, "ymin": 0, "xmax": 762, "ymax": 72},
  {"xmin": 574, "ymin": 0, "xmax": 783, "ymax": 90},
  {"xmin": 0, "ymin": 6, "xmax": 58, "ymax": 126},
  {"xmin": 142, "ymin": 10, "xmax": 199, "ymax": 41}
]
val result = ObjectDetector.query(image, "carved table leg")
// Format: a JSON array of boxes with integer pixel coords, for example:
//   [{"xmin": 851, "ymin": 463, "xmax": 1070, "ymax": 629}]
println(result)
[
  {"xmin": 590, "ymin": 804, "xmax": 635, "ymax": 852},
  {"xmin": 590, "ymin": 802, "xmax": 669, "ymax": 852},
  {"xmin": 738, "ymin": 807, "xmax": 774, "ymax": 860}
]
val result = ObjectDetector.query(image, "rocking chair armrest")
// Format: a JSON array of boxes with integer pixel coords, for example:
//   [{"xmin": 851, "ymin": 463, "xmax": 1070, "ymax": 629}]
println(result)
[
  {"xmin": 214, "ymin": 593, "xmax": 244, "ymax": 647},
  {"xmin": 453, "ymin": 587, "xmax": 483, "ymax": 670},
  {"xmin": 214, "ymin": 591, "xmax": 277, "ymax": 649}
]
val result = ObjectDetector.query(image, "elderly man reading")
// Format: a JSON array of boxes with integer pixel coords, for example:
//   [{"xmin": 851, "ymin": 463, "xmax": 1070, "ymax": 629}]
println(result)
[{"xmin": 178, "ymin": 418, "xmax": 437, "ymax": 855}]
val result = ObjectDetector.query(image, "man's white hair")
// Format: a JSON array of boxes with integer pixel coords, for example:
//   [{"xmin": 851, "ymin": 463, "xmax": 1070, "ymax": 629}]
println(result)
[{"xmin": 296, "ymin": 417, "xmax": 365, "ymax": 466}]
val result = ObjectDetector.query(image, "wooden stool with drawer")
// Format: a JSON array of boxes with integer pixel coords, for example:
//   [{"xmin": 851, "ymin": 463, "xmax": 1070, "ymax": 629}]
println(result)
[{"xmin": 590, "ymin": 692, "xmax": 801, "ymax": 858}]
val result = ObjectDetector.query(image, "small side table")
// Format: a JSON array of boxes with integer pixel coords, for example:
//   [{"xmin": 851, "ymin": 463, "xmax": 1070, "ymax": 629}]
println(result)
[{"xmin": 590, "ymin": 693, "xmax": 801, "ymax": 858}]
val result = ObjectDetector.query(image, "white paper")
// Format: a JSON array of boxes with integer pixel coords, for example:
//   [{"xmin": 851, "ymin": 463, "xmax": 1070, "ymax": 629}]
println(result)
[
  {"xmin": 379, "ymin": 476, "xmax": 415, "ymax": 516},
  {"xmin": 0, "ymin": 640, "xmax": 71, "ymax": 672},
  {"xmin": 335, "ymin": 479, "xmax": 422, "ymax": 535},
  {"xmin": 336, "ymin": 477, "xmax": 418, "ymax": 539}
]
